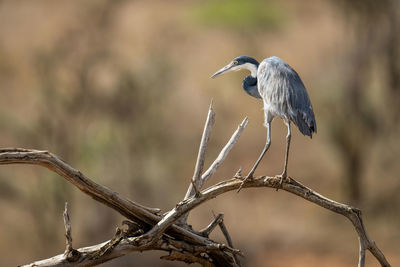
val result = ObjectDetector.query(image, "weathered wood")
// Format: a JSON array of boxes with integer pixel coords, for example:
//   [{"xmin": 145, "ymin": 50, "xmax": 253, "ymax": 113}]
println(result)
[
  {"xmin": 185, "ymin": 101, "xmax": 215, "ymax": 198},
  {"xmin": 0, "ymin": 148, "xmax": 235, "ymax": 266},
  {"xmin": 200, "ymin": 213, "xmax": 224, "ymax": 237},
  {"xmin": 200, "ymin": 117, "xmax": 248, "ymax": 188},
  {"xmin": 0, "ymin": 107, "xmax": 391, "ymax": 267},
  {"xmin": 180, "ymin": 116, "xmax": 248, "ymax": 224},
  {"xmin": 15, "ymin": 171, "xmax": 390, "ymax": 266},
  {"xmin": 218, "ymin": 216, "xmax": 240, "ymax": 267}
]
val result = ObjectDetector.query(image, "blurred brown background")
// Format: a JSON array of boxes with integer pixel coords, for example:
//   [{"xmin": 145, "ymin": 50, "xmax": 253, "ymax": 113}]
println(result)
[{"xmin": 0, "ymin": 0, "xmax": 399, "ymax": 266}]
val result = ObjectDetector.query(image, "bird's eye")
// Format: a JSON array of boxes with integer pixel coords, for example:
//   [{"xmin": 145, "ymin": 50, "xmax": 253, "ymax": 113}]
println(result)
[{"xmin": 233, "ymin": 61, "xmax": 238, "ymax": 65}]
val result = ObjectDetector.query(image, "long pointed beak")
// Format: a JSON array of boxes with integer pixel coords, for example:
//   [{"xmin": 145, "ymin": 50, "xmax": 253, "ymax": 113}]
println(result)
[{"xmin": 210, "ymin": 62, "xmax": 234, "ymax": 79}]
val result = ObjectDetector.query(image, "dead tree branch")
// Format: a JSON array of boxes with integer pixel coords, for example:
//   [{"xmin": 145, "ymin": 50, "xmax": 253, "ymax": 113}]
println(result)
[
  {"xmin": 0, "ymin": 148, "xmax": 237, "ymax": 266},
  {"xmin": 64, "ymin": 202, "xmax": 73, "ymax": 253},
  {"xmin": 0, "ymin": 105, "xmax": 391, "ymax": 267},
  {"xmin": 63, "ymin": 202, "xmax": 80, "ymax": 262},
  {"xmin": 180, "ymin": 114, "xmax": 248, "ymax": 223},
  {"xmin": 200, "ymin": 213, "xmax": 224, "ymax": 237},
  {"xmin": 200, "ymin": 117, "xmax": 248, "ymax": 189},
  {"xmin": 186, "ymin": 101, "xmax": 215, "ymax": 198},
  {"xmin": 217, "ymin": 216, "xmax": 239, "ymax": 266},
  {"xmin": 2, "ymin": 150, "xmax": 390, "ymax": 267}
]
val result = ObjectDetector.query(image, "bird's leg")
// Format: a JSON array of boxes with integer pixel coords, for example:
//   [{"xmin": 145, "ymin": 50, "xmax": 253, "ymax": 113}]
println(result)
[
  {"xmin": 279, "ymin": 121, "xmax": 291, "ymax": 185},
  {"xmin": 247, "ymin": 122, "xmax": 271, "ymax": 179},
  {"xmin": 238, "ymin": 123, "xmax": 271, "ymax": 192}
]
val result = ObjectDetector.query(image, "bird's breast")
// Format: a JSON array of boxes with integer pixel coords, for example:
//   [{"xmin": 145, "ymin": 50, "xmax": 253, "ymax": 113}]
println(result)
[{"xmin": 260, "ymin": 82, "xmax": 290, "ymax": 119}]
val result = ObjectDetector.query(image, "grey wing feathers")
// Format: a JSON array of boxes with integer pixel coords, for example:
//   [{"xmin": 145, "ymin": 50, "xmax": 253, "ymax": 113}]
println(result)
[
  {"xmin": 258, "ymin": 57, "xmax": 317, "ymax": 138},
  {"xmin": 285, "ymin": 65, "xmax": 317, "ymax": 138}
]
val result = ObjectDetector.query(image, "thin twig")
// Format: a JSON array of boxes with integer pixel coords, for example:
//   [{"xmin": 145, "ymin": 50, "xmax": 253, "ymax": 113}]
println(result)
[
  {"xmin": 185, "ymin": 101, "xmax": 215, "ymax": 199},
  {"xmin": 63, "ymin": 202, "xmax": 73, "ymax": 253},
  {"xmin": 179, "ymin": 117, "xmax": 248, "ymax": 224},
  {"xmin": 218, "ymin": 217, "xmax": 240, "ymax": 267},
  {"xmin": 63, "ymin": 202, "xmax": 80, "ymax": 262},
  {"xmin": 200, "ymin": 117, "xmax": 248, "ymax": 188},
  {"xmin": 200, "ymin": 213, "xmax": 224, "ymax": 237},
  {"xmin": 359, "ymin": 236, "xmax": 366, "ymax": 267}
]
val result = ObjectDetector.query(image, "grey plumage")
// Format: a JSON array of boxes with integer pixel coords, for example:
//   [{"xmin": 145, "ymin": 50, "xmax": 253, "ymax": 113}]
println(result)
[
  {"xmin": 258, "ymin": 56, "xmax": 316, "ymax": 137},
  {"xmin": 211, "ymin": 55, "xmax": 316, "ymax": 180}
]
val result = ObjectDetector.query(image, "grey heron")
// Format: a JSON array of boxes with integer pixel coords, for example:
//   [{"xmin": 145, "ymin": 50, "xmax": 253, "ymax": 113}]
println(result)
[{"xmin": 211, "ymin": 56, "xmax": 316, "ymax": 183}]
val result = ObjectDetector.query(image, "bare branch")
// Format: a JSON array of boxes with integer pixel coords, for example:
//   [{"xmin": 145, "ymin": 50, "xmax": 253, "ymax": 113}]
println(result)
[
  {"xmin": 21, "ymin": 237, "xmax": 163, "ymax": 267},
  {"xmin": 218, "ymin": 217, "xmax": 240, "ymax": 267},
  {"xmin": 62, "ymin": 202, "xmax": 82, "ymax": 263},
  {"xmin": 0, "ymin": 149, "xmax": 219, "ymax": 249},
  {"xmin": 125, "ymin": 175, "xmax": 390, "ymax": 267},
  {"xmin": 200, "ymin": 117, "xmax": 248, "ymax": 188},
  {"xmin": 2, "ymin": 151, "xmax": 246, "ymax": 266},
  {"xmin": 179, "ymin": 117, "xmax": 248, "ymax": 224},
  {"xmin": 359, "ymin": 235, "xmax": 366, "ymax": 267},
  {"xmin": 0, "ymin": 149, "xmax": 160, "ymax": 224},
  {"xmin": 200, "ymin": 213, "xmax": 224, "ymax": 237},
  {"xmin": 63, "ymin": 202, "xmax": 73, "ymax": 253},
  {"xmin": 21, "ymin": 224, "xmax": 239, "ymax": 267},
  {"xmin": 0, "ymin": 138, "xmax": 391, "ymax": 266},
  {"xmin": 185, "ymin": 101, "xmax": 215, "ymax": 199},
  {"xmin": 220, "ymin": 176, "xmax": 391, "ymax": 267}
]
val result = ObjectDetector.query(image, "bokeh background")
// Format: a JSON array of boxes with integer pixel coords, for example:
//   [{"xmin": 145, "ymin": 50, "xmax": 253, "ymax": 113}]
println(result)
[{"xmin": 0, "ymin": 0, "xmax": 399, "ymax": 266}]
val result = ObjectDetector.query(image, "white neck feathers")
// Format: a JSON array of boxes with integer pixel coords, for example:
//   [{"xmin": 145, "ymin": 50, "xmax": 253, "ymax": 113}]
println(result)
[{"xmin": 242, "ymin": 63, "xmax": 258, "ymax": 77}]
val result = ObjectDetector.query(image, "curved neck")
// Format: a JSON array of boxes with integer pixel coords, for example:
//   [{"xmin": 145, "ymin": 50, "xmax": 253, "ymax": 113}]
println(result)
[
  {"xmin": 242, "ymin": 76, "xmax": 261, "ymax": 99},
  {"xmin": 243, "ymin": 63, "xmax": 258, "ymax": 77},
  {"xmin": 238, "ymin": 57, "xmax": 259, "ymax": 77}
]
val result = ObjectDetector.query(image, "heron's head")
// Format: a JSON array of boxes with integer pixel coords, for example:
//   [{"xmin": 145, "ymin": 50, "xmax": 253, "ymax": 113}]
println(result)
[{"xmin": 211, "ymin": 56, "xmax": 259, "ymax": 79}]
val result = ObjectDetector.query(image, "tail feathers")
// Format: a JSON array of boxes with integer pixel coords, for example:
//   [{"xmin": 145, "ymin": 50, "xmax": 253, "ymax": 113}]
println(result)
[{"xmin": 292, "ymin": 111, "xmax": 317, "ymax": 138}]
